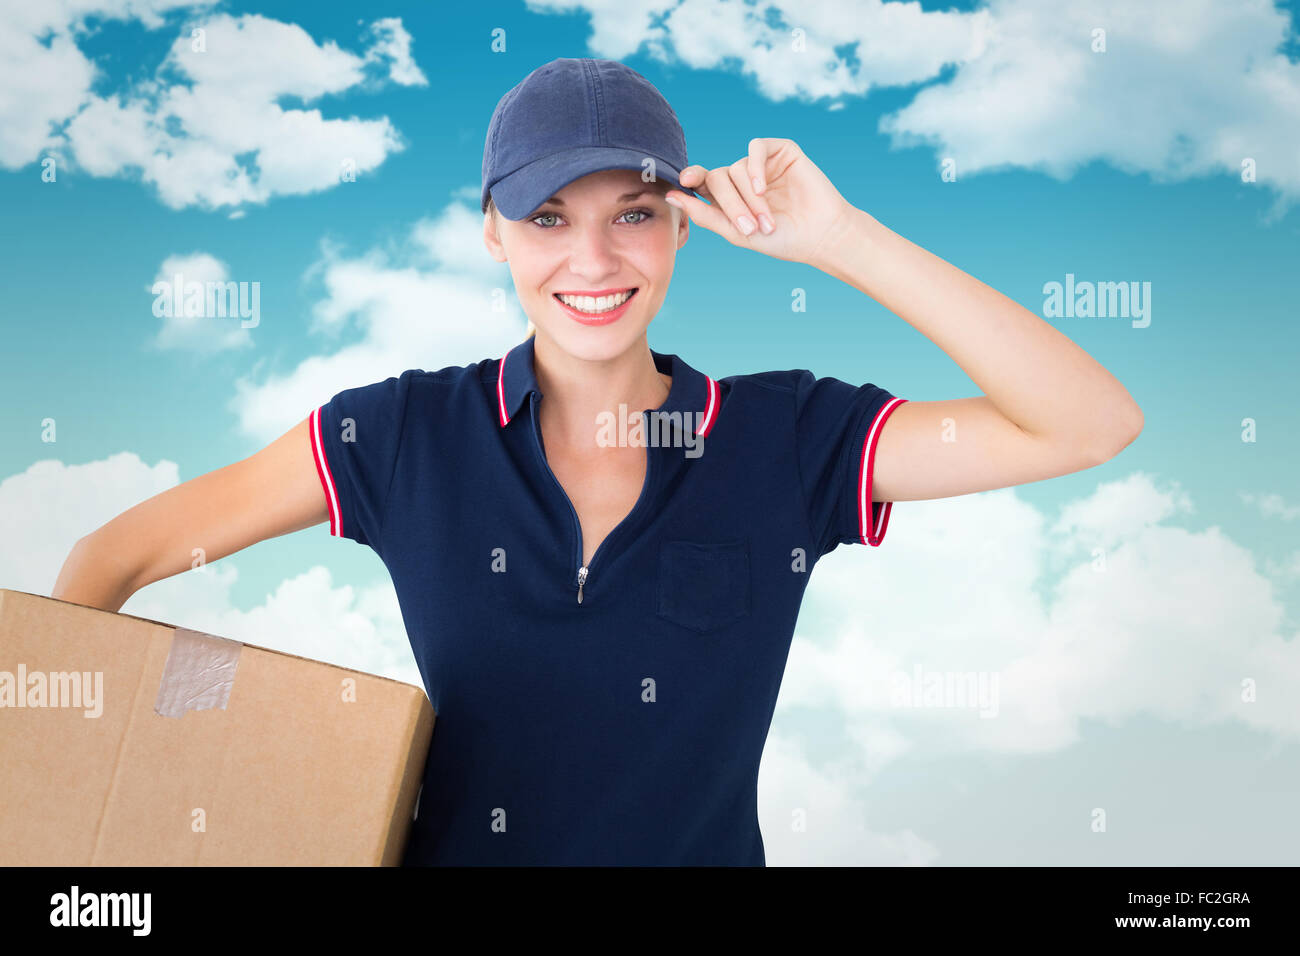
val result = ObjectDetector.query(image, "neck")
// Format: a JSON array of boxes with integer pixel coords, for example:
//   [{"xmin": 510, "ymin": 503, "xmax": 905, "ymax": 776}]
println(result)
[{"xmin": 532, "ymin": 331, "xmax": 671, "ymax": 450}]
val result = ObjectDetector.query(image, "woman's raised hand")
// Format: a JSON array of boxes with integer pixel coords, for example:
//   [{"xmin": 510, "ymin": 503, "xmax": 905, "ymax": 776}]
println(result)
[{"xmin": 666, "ymin": 137, "xmax": 856, "ymax": 267}]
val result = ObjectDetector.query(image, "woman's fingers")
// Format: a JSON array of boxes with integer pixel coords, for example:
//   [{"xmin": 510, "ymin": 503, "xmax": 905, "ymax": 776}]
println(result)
[
  {"xmin": 747, "ymin": 138, "xmax": 768, "ymax": 196},
  {"xmin": 704, "ymin": 165, "xmax": 762, "ymax": 238},
  {"xmin": 665, "ymin": 185, "xmax": 733, "ymax": 238},
  {"xmin": 746, "ymin": 139, "xmax": 779, "ymax": 234},
  {"xmin": 727, "ymin": 156, "xmax": 774, "ymax": 234},
  {"xmin": 673, "ymin": 153, "xmax": 776, "ymax": 240},
  {"xmin": 678, "ymin": 164, "xmax": 712, "ymax": 201}
]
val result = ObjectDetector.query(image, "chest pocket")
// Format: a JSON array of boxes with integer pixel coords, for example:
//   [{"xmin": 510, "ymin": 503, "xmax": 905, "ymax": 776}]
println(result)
[{"xmin": 656, "ymin": 539, "xmax": 751, "ymax": 634}]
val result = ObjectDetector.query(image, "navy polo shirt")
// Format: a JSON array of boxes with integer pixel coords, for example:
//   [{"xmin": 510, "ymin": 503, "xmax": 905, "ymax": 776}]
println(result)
[{"xmin": 309, "ymin": 333, "xmax": 907, "ymax": 865}]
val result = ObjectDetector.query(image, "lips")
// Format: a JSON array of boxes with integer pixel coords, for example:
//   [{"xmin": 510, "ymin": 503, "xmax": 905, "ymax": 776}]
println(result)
[{"xmin": 552, "ymin": 288, "xmax": 639, "ymax": 327}]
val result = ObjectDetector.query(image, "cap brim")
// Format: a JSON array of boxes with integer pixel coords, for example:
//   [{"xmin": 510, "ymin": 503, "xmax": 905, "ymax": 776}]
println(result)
[{"xmin": 487, "ymin": 146, "xmax": 701, "ymax": 220}]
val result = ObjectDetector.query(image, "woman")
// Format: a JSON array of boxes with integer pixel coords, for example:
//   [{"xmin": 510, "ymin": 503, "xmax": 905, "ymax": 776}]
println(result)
[{"xmin": 53, "ymin": 58, "xmax": 1142, "ymax": 866}]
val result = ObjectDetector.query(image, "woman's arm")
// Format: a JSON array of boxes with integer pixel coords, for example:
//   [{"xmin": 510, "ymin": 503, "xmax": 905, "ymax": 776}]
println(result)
[
  {"xmin": 666, "ymin": 137, "xmax": 1143, "ymax": 504},
  {"xmin": 51, "ymin": 416, "xmax": 331, "ymax": 612},
  {"xmin": 809, "ymin": 206, "xmax": 1144, "ymax": 503}
]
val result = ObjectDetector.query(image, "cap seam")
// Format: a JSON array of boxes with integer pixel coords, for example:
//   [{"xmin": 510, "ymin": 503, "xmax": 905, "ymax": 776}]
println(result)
[
  {"xmin": 489, "ymin": 145, "xmax": 687, "ymax": 190},
  {"xmin": 587, "ymin": 59, "xmax": 607, "ymax": 146}
]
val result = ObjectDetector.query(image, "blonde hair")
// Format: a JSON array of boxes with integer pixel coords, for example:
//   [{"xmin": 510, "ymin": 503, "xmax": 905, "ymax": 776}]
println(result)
[{"xmin": 487, "ymin": 196, "xmax": 537, "ymax": 339}]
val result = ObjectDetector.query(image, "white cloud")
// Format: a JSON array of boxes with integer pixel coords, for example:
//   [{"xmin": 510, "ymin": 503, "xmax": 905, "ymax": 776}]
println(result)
[
  {"xmin": 0, "ymin": 4, "xmax": 421, "ymax": 208},
  {"xmin": 407, "ymin": 202, "xmax": 512, "ymax": 280},
  {"xmin": 1270, "ymin": 550, "xmax": 1300, "ymax": 580},
  {"xmin": 122, "ymin": 562, "xmax": 422, "ymax": 689},
  {"xmin": 149, "ymin": 251, "xmax": 255, "ymax": 353},
  {"xmin": 1051, "ymin": 470, "xmax": 1194, "ymax": 553},
  {"xmin": 0, "ymin": 1, "xmax": 202, "ymax": 168},
  {"xmin": 0, "ymin": 23, "xmax": 94, "ymax": 169},
  {"xmin": 0, "ymin": 451, "xmax": 421, "ymax": 686},
  {"xmin": 784, "ymin": 472, "xmax": 1300, "ymax": 781},
  {"xmin": 758, "ymin": 731, "xmax": 941, "ymax": 865},
  {"xmin": 529, "ymin": 0, "xmax": 986, "ymax": 97},
  {"xmin": 0, "ymin": 452, "xmax": 179, "ymax": 598},
  {"xmin": 364, "ymin": 17, "xmax": 429, "ymax": 87},
  {"xmin": 1240, "ymin": 491, "xmax": 1300, "ymax": 521},
  {"xmin": 532, "ymin": 0, "xmax": 1300, "ymax": 205},
  {"xmin": 878, "ymin": 0, "xmax": 1300, "ymax": 208},
  {"xmin": 448, "ymin": 183, "xmax": 482, "ymax": 205},
  {"xmin": 755, "ymin": 472, "xmax": 1299, "ymax": 862},
  {"xmin": 65, "ymin": 13, "xmax": 410, "ymax": 209},
  {"xmin": 228, "ymin": 195, "xmax": 524, "ymax": 445}
]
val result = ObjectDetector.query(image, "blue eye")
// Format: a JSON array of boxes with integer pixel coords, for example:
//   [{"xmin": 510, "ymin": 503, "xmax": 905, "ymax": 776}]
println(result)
[{"xmin": 529, "ymin": 208, "xmax": 655, "ymax": 229}]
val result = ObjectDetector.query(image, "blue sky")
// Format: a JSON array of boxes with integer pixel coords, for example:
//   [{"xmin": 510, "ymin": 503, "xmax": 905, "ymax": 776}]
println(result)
[{"xmin": 2, "ymin": 0, "xmax": 1298, "ymax": 864}]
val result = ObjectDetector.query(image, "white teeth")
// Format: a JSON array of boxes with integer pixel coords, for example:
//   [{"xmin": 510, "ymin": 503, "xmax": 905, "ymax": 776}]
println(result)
[{"xmin": 557, "ymin": 290, "xmax": 634, "ymax": 313}]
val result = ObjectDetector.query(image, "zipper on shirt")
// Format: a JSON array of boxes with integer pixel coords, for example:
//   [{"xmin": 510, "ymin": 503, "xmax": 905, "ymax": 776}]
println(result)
[{"xmin": 528, "ymin": 397, "xmax": 656, "ymax": 605}]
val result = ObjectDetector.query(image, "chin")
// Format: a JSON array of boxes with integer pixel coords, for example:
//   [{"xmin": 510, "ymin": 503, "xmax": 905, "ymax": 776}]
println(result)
[{"xmin": 536, "ymin": 316, "xmax": 651, "ymax": 362}]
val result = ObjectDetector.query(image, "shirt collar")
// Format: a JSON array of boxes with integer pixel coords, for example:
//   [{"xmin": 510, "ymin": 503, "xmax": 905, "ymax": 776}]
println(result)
[{"xmin": 496, "ymin": 333, "xmax": 720, "ymax": 437}]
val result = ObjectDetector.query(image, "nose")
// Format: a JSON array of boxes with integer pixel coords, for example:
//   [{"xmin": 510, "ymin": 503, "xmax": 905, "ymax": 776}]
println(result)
[{"xmin": 565, "ymin": 221, "xmax": 622, "ymax": 284}]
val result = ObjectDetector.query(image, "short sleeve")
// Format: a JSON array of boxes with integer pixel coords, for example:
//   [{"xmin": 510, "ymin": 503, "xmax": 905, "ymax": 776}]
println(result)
[
  {"xmin": 793, "ymin": 370, "xmax": 908, "ymax": 558},
  {"xmin": 309, "ymin": 371, "xmax": 413, "ymax": 550}
]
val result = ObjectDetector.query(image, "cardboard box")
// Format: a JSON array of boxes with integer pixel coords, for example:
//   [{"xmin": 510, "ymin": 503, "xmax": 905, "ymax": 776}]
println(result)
[{"xmin": 0, "ymin": 588, "xmax": 434, "ymax": 865}]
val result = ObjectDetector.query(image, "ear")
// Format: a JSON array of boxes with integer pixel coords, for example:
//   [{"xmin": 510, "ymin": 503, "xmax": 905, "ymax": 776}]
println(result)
[
  {"xmin": 674, "ymin": 201, "xmax": 689, "ymax": 250},
  {"xmin": 483, "ymin": 210, "xmax": 508, "ymax": 263}
]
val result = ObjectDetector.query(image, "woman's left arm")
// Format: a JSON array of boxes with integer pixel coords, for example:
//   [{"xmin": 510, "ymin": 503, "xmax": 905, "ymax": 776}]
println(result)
[
  {"xmin": 810, "ymin": 204, "xmax": 1144, "ymax": 503},
  {"xmin": 667, "ymin": 137, "xmax": 1144, "ymax": 503}
]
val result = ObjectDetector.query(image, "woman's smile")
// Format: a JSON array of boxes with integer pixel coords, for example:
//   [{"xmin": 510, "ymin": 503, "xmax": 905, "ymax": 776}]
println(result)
[{"xmin": 552, "ymin": 287, "xmax": 639, "ymax": 325}]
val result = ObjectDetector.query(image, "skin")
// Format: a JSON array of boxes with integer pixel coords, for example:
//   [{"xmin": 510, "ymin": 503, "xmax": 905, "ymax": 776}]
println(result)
[
  {"xmin": 484, "ymin": 139, "xmax": 1143, "ymax": 560},
  {"xmin": 49, "ymin": 141, "xmax": 1143, "ymax": 613},
  {"xmin": 661, "ymin": 137, "xmax": 1145, "ymax": 503},
  {"xmin": 483, "ymin": 169, "xmax": 691, "ymax": 567},
  {"xmin": 50, "ymin": 167, "xmax": 689, "ymax": 609}
]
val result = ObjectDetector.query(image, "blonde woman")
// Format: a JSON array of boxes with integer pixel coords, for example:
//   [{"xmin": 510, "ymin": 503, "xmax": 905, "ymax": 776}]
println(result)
[{"xmin": 54, "ymin": 57, "xmax": 1141, "ymax": 866}]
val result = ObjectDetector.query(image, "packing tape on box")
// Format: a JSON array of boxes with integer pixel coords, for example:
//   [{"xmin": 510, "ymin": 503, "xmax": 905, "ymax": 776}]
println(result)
[{"xmin": 153, "ymin": 627, "xmax": 243, "ymax": 718}]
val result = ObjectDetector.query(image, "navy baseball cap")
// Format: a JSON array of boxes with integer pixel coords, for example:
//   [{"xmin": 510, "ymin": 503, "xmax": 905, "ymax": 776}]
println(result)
[{"xmin": 481, "ymin": 57, "xmax": 700, "ymax": 221}]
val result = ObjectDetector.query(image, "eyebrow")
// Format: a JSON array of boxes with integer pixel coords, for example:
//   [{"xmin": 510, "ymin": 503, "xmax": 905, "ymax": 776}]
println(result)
[{"xmin": 540, "ymin": 189, "xmax": 659, "ymax": 207}]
